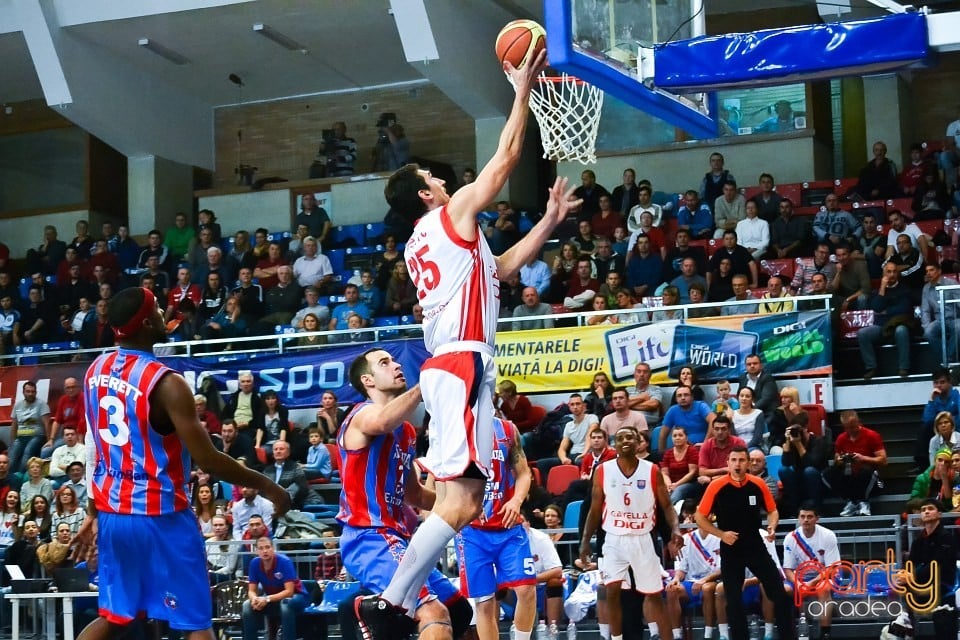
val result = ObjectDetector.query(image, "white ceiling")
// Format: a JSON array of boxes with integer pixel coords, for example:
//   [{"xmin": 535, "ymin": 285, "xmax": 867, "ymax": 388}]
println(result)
[{"xmin": 4, "ymin": 0, "xmax": 956, "ymax": 109}]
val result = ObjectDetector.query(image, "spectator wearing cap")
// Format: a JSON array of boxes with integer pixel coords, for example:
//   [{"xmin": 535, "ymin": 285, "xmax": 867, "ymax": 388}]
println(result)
[{"xmin": 61, "ymin": 461, "xmax": 87, "ymax": 508}]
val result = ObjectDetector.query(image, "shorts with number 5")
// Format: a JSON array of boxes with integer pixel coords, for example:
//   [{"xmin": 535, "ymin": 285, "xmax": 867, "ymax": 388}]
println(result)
[
  {"xmin": 456, "ymin": 525, "xmax": 536, "ymax": 598},
  {"xmin": 601, "ymin": 532, "xmax": 664, "ymax": 593},
  {"xmin": 418, "ymin": 350, "xmax": 496, "ymax": 480}
]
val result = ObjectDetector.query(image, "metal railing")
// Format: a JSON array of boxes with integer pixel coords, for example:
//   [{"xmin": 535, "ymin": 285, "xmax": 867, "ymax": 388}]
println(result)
[
  {"xmin": 935, "ymin": 283, "xmax": 960, "ymax": 366},
  {"xmin": 0, "ymin": 294, "xmax": 833, "ymax": 367}
]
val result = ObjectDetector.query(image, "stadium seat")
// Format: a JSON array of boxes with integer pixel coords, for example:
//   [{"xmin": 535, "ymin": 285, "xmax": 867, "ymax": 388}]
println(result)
[
  {"xmin": 833, "ymin": 178, "xmax": 858, "ymax": 197},
  {"xmin": 546, "ymin": 464, "xmax": 580, "ymax": 497},
  {"xmin": 914, "ymin": 219, "xmax": 942, "ymax": 238},
  {"xmin": 765, "ymin": 454, "xmax": 782, "ymax": 480},
  {"xmin": 364, "ymin": 222, "xmax": 386, "ymax": 243},
  {"xmin": 774, "ymin": 183, "xmax": 803, "ymax": 205},
  {"xmin": 333, "ymin": 224, "xmax": 365, "ymax": 248},
  {"xmin": 885, "ymin": 198, "xmax": 914, "ymax": 216},
  {"xmin": 800, "ymin": 404, "xmax": 827, "ymax": 437},
  {"xmin": 326, "ymin": 249, "xmax": 346, "ymax": 273},
  {"xmin": 314, "ymin": 581, "xmax": 362, "ymax": 614},
  {"xmin": 759, "ymin": 259, "xmax": 795, "ymax": 281},
  {"xmin": 706, "ymin": 239, "xmax": 720, "ymax": 258},
  {"xmin": 564, "ymin": 500, "xmax": 583, "ymax": 529},
  {"xmin": 649, "ymin": 425, "xmax": 665, "ymax": 453}
]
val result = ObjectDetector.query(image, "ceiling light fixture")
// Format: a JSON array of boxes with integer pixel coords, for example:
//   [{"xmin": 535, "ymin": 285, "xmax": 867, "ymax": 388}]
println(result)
[
  {"xmin": 138, "ymin": 38, "xmax": 191, "ymax": 65},
  {"xmin": 253, "ymin": 23, "xmax": 308, "ymax": 54}
]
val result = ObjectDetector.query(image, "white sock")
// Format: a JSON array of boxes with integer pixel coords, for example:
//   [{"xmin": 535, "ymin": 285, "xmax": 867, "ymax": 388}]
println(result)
[
  {"xmin": 719, "ymin": 623, "xmax": 729, "ymax": 638},
  {"xmin": 765, "ymin": 622, "xmax": 774, "ymax": 636},
  {"xmin": 382, "ymin": 515, "xmax": 456, "ymax": 607},
  {"xmin": 704, "ymin": 627, "xmax": 715, "ymax": 639},
  {"xmin": 516, "ymin": 631, "xmax": 532, "ymax": 640},
  {"xmin": 672, "ymin": 629, "xmax": 682, "ymax": 639},
  {"xmin": 611, "ymin": 635, "xmax": 623, "ymax": 640},
  {"xmin": 599, "ymin": 623, "xmax": 610, "ymax": 640},
  {"xmin": 648, "ymin": 622, "xmax": 659, "ymax": 637}
]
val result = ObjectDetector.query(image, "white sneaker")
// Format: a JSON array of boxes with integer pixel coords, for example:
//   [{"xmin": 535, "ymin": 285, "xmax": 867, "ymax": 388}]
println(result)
[
  {"xmin": 840, "ymin": 501, "xmax": 858, "ymax": 517},
  {"xmin": 859, "ymin": 501, "xmax": 872, "ymax": 516}
]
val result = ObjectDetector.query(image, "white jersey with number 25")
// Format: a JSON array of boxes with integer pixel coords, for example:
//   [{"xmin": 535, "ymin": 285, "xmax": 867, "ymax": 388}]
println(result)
[{"xmin": 404, "ymin": 205, "xmax": 500, "ymax": 354}]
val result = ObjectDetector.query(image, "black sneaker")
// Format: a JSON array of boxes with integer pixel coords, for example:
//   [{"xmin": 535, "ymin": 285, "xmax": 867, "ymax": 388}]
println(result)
[{"xmin": 354, "ymin": 594, "xmax": 402, "ymax": 640}]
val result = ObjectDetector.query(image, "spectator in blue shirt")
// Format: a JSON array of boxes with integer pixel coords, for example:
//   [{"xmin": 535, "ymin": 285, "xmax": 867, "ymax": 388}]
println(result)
[
  {"xmin": 677, "ymin": 190, "xmax": 714, "ymax": 240},
  {"xmin": 243, "ymin": 537, "xmax": 309, "ymax": 640},
  {"xmin": 304, "ymin": 428, "xmax": 333, "ymax": 481},
  {"xmin": 660, "ymin": 385, "xmax": 717, "ymax": 448},
  {"xmin": 357, "ymin": 270, "xmax": 384, "ymax": 316},
  {"xmin": 912, "ymin": 367, "xmax": 960, "ymax": 473},
  {"xmin": 329, "ymin": 284, "xmax": 371, "ymax": 331},
  {"xmin": 520, "ymin": 255, "xmax": 552, "ymax": 299}
]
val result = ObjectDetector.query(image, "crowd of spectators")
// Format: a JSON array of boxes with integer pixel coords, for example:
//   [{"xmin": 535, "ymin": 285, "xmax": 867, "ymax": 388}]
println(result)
[{"xmin": 1, "ymin": 144, "xmax": 960, "ymax": 638}]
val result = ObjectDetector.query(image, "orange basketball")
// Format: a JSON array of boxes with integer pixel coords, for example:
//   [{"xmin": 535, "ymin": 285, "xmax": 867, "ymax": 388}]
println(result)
[{"xmin": 495, "ymin": 19, "xmax": 546, "ymax": 69}]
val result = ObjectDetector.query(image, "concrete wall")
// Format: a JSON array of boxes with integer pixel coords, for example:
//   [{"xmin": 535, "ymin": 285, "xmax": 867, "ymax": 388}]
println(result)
[
  {"xmin": 557, "ymin": 134, "xmax": 826, "ymax": 194},
  {"xmin": 197, "ymin": 175, "xmax": 391, "ymax": 237},
  {"xmin": 0, "ymin": 209, "xmax": 90, "ymax": 259}
]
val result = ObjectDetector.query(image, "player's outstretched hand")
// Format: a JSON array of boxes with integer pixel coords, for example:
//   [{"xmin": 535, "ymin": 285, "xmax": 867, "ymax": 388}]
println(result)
[
  {"xmin": 262, "ymin": 483, "xmax": 293, "ymax": 518},
  {"xmin": 504, "ymin": 49, "xmax": 548, "ymax": 97},
  {"xmin": 545, "ymin": 176, "xmax": 582, "ymax": 225}
]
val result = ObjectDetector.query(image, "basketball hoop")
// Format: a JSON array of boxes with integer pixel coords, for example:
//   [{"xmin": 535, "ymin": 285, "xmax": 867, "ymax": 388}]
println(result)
[{"xmin": 513, "ymin": 72, "xmax": 604, "ymax": 164}]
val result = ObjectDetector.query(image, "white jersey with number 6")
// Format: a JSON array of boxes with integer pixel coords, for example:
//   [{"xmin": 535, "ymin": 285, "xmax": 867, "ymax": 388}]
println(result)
[
  {"xmin": 404, "ymin": 205, "xmax": 500, "ymax": 354},
  {"xmin": 598, "ymin": 458, "xmax": 658, "ymax": 536}
]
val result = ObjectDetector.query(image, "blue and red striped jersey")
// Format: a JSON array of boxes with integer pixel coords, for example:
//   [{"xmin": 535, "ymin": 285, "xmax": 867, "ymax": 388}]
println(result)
[
  {"xmin": 336, "ymin": 402, "xmax": 417, "ymax": 535},
  {"xmin": 84, "ymin": 349, "xmax": 191, "ymax": 515}
]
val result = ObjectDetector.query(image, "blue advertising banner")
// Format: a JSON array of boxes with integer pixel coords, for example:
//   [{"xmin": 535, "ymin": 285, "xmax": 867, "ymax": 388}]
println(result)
[
  {"xmin": 160, "ymin": 340, "xmax": 432, "ymax": 407},
  {"xmin": 668, "ymin": 324, "xmax": 759, "ymax": 381},
  {"xmin": 741, "ymin": 311, "xmax": 831, "ymax": 375}
]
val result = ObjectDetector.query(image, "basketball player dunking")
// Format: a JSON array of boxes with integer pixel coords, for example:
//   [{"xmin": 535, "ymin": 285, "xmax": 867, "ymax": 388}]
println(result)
[
  {"xmin": 355, "ymin": 48, "xmax": 581, "ymax": 640},
  {"xmin": 75, "ymin": 287, "xmax": 290, "ymax": 640}
]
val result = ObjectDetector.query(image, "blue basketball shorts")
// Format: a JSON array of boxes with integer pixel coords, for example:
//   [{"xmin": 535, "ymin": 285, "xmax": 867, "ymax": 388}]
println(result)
[
  {"xmin": 456, "ymin": 525, "xmax": 536, "ymax": 599},
  {"xmin": 341, "ymin": 525, "xmax": 460, "ymax": 608},
  {"xmin": 98, "ymin": 510, "xmax": 210, "ymax": 631}
]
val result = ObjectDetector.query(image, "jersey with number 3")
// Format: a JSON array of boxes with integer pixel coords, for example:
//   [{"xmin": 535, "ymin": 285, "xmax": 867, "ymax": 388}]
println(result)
[
  {"xmin": 598, "ymin": 458, "xmax": 658, "ymax": 536},
  {"xmin": 84, "ymin": 349, "xmax": 191, "ymax": 516},
  {"xmin": 405, "ymin": 205, "xmax": 499, "ymax": 354}
]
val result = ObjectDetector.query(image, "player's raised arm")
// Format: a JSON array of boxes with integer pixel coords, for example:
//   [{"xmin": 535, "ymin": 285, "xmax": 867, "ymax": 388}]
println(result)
[
  {"xmin": 497, "ymin": 176, "xmax": 581, "ymax": 280},
  {"xmin": 342, "ymin": 385, "xmax": 423, "ymax": 450},
  {"xmin": 154, "ymin": 372, "xmax": 292, "ymax": 516},
  {"xmin": 446, "ymin": 48, "xmax": 547, "ymax": 240}
]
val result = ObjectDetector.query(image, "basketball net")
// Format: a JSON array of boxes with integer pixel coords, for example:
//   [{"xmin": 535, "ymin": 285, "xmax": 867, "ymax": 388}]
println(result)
[{"xmin": 512, "ymin": 72, "xmax": 604, "ymax": 164}]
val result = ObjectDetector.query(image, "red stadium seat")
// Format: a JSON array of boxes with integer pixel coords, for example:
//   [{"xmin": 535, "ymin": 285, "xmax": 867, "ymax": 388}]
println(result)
[
  {"xmin": 800, "ymin": 404, "xmax": 827, "ymax": 437},
  {"xmin": 775, "ymin": 183, "xmax": 803, "ymax": 205},
  {"xmin": 759, "ymin": 259, "xmax": 796, "ymax": 281},
  {"xmin": 833, "ymin": 178, "xmax": 858, "ymax": 197},
  {"xmin": 326, "ymin": 443, "xmax": 340, "ymax": 472},
  {"xmin": 886, "ymin": 198, "xmax": 915, "ymax": 217},
  {"xmin": 546, "ymin": 464, "xmax": 580, "ymax": 497},
  {"xmin": 706, "ymin": 239, "xmax": 721, "ymax": 258},
  {"xmin": 914, "ymin": 219, "xmax": 943, "ymax": 238},
  {"xmin": 741, "ymin": 185, "xmax": 763, "ymax": 201}
]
